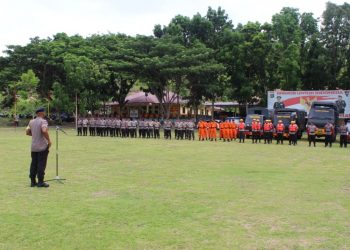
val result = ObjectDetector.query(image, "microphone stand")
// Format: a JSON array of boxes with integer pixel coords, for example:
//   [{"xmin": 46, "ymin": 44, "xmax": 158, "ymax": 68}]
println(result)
[{"xmin": 46, "ymin": 126, "xmax": 67, "ymax": 183}]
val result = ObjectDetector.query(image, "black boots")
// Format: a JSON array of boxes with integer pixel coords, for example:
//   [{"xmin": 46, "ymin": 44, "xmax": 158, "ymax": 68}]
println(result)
[
  {"xmin": 37, "ymin": 182, "xmax": 50, "ymax": 188},
  {"xmin": 37, "ymin": 178, "xmax": 50, "ymax": 188},
  {"xmin": 30, "ymin": 177, "xmax": 37, "ymax": 187}
]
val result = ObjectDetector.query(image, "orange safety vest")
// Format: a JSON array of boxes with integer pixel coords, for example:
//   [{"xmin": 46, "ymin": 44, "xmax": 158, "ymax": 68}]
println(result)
[
  {"xmin": 289, "ymin": 124, "xmax": 298, "ymax": 132},
  {"xmin": 263, "ymin": 123, "xmax": 270, "ymax": 131},
  {"xmin": 277, "ymin": 123, "xmax": 284, "ymax": 132},
  {"xmin": 238, "ymin": 122, "xmax": 245, "ymax": 130},
  {"xmin": 256, "ymin": 122, "xmax": 261, "ymax": 130},
  {"xmin": 251, "ymin": 122, "xmax": 256, "ymax": 130}
]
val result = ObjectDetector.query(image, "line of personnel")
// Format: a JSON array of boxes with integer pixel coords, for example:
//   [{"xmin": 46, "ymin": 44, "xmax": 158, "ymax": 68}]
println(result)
[
  {"xmin": 77, "ymin": 117, "xmax": 196, "ymax": 140},
  {"xmin": 198, "ymin": 118, "xmax": 349, "ymax": 147},
  {"xmin": 197, "ymin": 119, "xmax": 299, "ymax": 145},
  {"xmin": 77, "ymin": 117, "xmax": 349, "ymax": 147}
]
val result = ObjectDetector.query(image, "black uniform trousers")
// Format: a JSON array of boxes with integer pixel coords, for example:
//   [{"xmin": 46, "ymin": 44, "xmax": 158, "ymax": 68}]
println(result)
[
  {"xmin": 110, "ymin": 127, "xmax": 115, "ymax": 137},
  {"xmin": 188, "ymin": 130, "xmax": 194, "ymax": 140},
  {"xmin": 164, "ymin": 129, "xmax": 171, "ymax": 139},
  {"xmin": 325, "ymin": 134, "xmax": 332, "ymax": 147},
  {"xmin": 340, "ymin": 135, "xmax": 347, "ymax": 148},
  {"xmin": 239, "ymin": 131, "xmax": 245, "ymax": 143},
  {"xmin": 264, "ymin": 132, "xmax": 269, "ymax": 144},
  {"xmin": 30, "ymin": 148, "xmax": 49, "ymax": 183},
  {"xmin": 121, "ymin": 128, "xmax": 126, "ymax": 137},
  {"xmin": 308, "ymin": 134, "xmax": 316, "ymax": 147},
  {"xmin": 178, "ymin": 130, "xmax": 184, "ymax": 140},
  {"xmin": 154, "ymin": 129, "xmax": 160, "ymax": 138},
  {"xmin": 289, "ymin": 133, "xmax": 297, "ymax": 145},
  {"xmin": 276, "ymin": 132, "xmax": 284, "ymax": 144},
  {"xmin": 252, "ymin": 131, "xmax": 257, "ymax": 143},
  {"xmin": 268, "ymin": 132, "xmax": 273, "ymax": 143},
  {"xmin": 77, "ymin": 127, "xmax": 82, "ymax": 136},
  {"xmin": 253, "ymin": 131, "xmax": 261, "ymax": 143}
]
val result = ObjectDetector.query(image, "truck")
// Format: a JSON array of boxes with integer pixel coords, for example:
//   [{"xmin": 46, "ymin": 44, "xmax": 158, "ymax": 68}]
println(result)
[
  {"xmin": 273, "ymin": 108, "xmax": 307, "ymax": 139},
  {"xmin": 247, "ymin": 107, "xmax": 274, "ymax": 120},
  {"xmin": 308, "ymin": 101, "xmax": 339, "ymax": 141}
]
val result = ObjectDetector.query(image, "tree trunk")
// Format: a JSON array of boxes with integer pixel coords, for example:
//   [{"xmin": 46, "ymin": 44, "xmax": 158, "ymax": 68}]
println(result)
[
  {"xmin": 166, "ymin": 103, "xmax": 171, "ymax": 119},
  {"xmin": 177, "ymin": 94, "xmax": 180, "ymax": 119},
  {"xmin": 119, "ymin": 104, "xmax": 123, "ymax": 119},
  {"xmin": 194, "ymin": 105, "xmax": 198, "ymax": 122},
  {"xmin": 211, "ymin": 100, "xmax": 215, "ymax": 120},
  {"xmin": 159, "ymin": 96, "xmax": 165, "ymax": 120}
]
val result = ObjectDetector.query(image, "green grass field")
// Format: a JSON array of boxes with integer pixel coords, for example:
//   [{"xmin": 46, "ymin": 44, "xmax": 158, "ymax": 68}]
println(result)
[{"xmin": 0, "ymin": 127, "xmax": 349, "ymax": 249}]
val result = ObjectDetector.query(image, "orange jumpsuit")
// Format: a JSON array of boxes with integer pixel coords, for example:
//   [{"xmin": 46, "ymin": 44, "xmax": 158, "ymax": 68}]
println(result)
[
  {"xmin": 219, "ymin": 122, "xmax": 224, "ymax": 139},
  {"xmin": 228, "ymin": 122, "xmax": 234, "ymax": 140},
  {"xmin": 204, "ymin": 122, "xmax": 210, "ymax": 140},
  {"xmin": 209, "ymin": 121, "xmax": 217, "ymax": 140},
  {"xmin": 222, "ymin": 121, "xmax": 230, "ymax": 140},
  {"xmin": 198, "ymin": 121, "xmax": 205, "ymax": 140}
]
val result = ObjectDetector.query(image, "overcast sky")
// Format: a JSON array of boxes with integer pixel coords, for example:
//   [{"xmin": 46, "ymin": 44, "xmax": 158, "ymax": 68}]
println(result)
[{"xmin": 0, "ymin": 0, "xmax": 346, "ymax": 55}]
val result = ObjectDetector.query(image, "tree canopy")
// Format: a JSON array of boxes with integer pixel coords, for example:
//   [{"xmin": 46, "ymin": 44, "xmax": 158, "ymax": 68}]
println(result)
[{"xmin": 1, "ymin": 3, "xmax": 349, "ymax": 117}]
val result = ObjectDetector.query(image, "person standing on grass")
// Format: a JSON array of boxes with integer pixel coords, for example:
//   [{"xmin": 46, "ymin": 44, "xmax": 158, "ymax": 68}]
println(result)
[
  {"xmin": 154, "ymin": 120, "xmax": 161, "ymax": 139},
  {"xmin": 324, "ymin": 122, "xmax": 334, "ymax": 147},
  {"xmin": 263, "ymin": 120, "xmax": 270, "ymax": 144},
  {"xmin": 238, "ymin": 119, "xmax": 246, "ymax": 143},
  {"xmin": 26, "ymin": 108, "xmax": 51, "ymax": 188},
  {"xmin": 187, "ymin": 120, "xmax": 195, "ymax": 140},
  {"xmin": 339, "ymin": 121, "xmax": 348, "ymax": 148},
  {"xmin": 77, "ymin": 117, "xmax": 82, "ymax": 136},
  {"xmin": 307, "ymin": 122, "xmax": 317, "ymax": 147},
  {"xmin": 288, "ymin": 120, "xmax": 298, "ymax": 146},
  {"xmin": 276, "ymin": 120, "xmax": 285, "ymax": 145},
  {"xmin": 82, "ymin": 116, "xmax": 88, "ymax": 136}
]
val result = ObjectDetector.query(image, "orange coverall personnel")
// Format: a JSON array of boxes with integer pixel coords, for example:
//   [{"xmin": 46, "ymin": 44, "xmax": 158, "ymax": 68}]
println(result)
[
  {"xmin": 204, "ymin": 121, "xmax": 210, "ymax": 140},
  {"xmin": 222, "ymin": 121, "xmax": 230, "ymax": 141},
  {"xmin": 228, "ymin": 121, "xmax": 234, "ymax": 140},
  {"xmin": 198, "ymin": 121, "xmax": 205, "ymax": 141},
  {"xmin": 219, "ymin": 121, "xmax": 224, "ymax": 140},
  {"xmin": 209, "ymin": 121, "xmax": 217, "ymax": 141}
]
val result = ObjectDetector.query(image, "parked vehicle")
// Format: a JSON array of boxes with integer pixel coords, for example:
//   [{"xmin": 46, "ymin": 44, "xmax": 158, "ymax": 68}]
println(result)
[
  {"xmin": 244, "ymin": 114, "xmax": 264, "ymax": 138},
  {"xmin": 247, "ymin": 107, "xmax": 274, "ymax": 120},
  {"xmin": 308, "ymin": 102, "xmax": 339, "ymax": 141},
  {"xmin": 225, "ymin": 117, "xmax": 241, "ymax": 124},
  {"xmin": 273, "ymin": 108, "xmax": 307, "ymax": 139}
]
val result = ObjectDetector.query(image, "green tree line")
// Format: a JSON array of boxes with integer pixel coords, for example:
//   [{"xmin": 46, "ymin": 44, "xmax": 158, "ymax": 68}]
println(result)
[{"xmin": 0, "ymin": 2, "xmax": 349, "ymax": 118}]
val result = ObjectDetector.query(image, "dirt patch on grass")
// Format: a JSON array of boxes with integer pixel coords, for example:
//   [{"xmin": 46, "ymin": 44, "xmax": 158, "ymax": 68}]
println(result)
[
  {"xmin": 342, "ymin": 185, "xmax": 350, "ymax": 195},
  {"xmin": 91, "ymin": 190, "xmax": 118, "ymax": 198}
]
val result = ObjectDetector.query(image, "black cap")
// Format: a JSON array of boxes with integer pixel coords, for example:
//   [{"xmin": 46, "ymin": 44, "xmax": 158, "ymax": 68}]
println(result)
[{"xmin": 35, "ymin": 107, "xmax": 45, "ymax": 113}]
